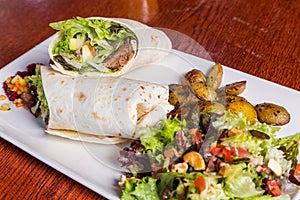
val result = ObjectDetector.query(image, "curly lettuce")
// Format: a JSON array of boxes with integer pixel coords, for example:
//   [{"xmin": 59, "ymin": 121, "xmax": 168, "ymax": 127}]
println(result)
[
  {"xmin": 140, "ymin": 117, "xmax": 184, "ymax": 148},
  {"xmin": 121, "ymin": 177, "xmax": 159, "ymax": 200},
  {"xmin": 26, "ymin": 66, "xmax": 49, "ymax": 120},
  {"xmin": 222, "ymin": 164, "xmax": 265, "ymax": 198}
]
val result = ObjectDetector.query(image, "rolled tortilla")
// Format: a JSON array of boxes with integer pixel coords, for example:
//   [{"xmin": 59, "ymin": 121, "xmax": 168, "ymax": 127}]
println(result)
[
  {"xmin": 48, "ymin": 17, "xmax": 171, "ymax": 77},
  {"xmin": 40, "ymin": 65, "xmax": 173, "ymax": 144}
]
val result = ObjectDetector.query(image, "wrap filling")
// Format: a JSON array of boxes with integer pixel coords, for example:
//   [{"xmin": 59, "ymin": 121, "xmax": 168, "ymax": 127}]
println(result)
[{"xmin": 50, "ymin": 17, "xmax": 137, "ymax": 73}]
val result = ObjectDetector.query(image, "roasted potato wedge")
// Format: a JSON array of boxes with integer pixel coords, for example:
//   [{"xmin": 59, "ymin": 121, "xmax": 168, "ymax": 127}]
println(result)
[
  {"xmin": 198, "ymin": 101, "xmax": 225, "ymax": 115},
  {"xmin": 225, "ymin": 95, "xmax": 247, "ymax": 103},
  {"xmin": 184, "ymin": 69, "xmax": 206, "ymax": 84},
  {"xmin": 191, "ymin": 82, "xmax": 217, "ymax": 101},
  {"xmin": 255, "ymin": 102, "xmax": 290, "ymax": 125},
  {"xmin": 168, "ymin": 101, "xmax": 199, "ymax": 122},
  {"xmin": 168, "ymin": 84, "xmax": 192, "ymax": 106},
  {"xmin": 206, "ymin": 63, "xmax": 223, "ymax": 89},
  {"xmin": 227, "ymin": 100, "xmax": 257, "ymax": 124},
  {"xmin": 225, "ymin": 80, "xmax": 247, "ymax": 96}
]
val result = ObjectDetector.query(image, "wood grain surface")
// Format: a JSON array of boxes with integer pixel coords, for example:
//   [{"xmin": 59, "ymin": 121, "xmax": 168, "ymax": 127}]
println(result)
[{"xmin": 0, "ymin": 0, "xmax": 299, "ymax": 199}]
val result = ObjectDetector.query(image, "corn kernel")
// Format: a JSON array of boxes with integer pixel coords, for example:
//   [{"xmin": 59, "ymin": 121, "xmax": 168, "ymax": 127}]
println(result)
[
  {"xmin": 0, "ymin": 95, "xmax": 7, "ymax": 100},
  {"xmin": 16, "ymin": 103, "xmax": 24, "ymax": 107},
  {"xmin": 19, "ymin": 77, "xmax": 27, "ymax": 86},
  {"xmin": 1, "ymin": 103, "xmax": 11, "ymax": 111},
  {"xmin": 6, "ymin": 77, "xmax": 12, "ymax": 83},
  {"xmin": 12, "ymin": 86, "xmax": 18, "ymax": 92}
]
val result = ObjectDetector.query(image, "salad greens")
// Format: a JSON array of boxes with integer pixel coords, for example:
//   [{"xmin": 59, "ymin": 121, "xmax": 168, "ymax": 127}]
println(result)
[
  {"xmin": 118, "ymin": 111, "xmax": 300, "ymax": 200},
  {"xmin": 139, "ymin": 117, "xmax": 185, "ymax": 154},
  {"xmin": 26, "ymin": 66, "xmax": 49, "ymax": 121},
  {"xmin": 121, "ymin": 176, "xmax": 159, "ymax": 200},
  {"xmin": 50, "ymin": 17, "xmax": 137, "ymax": 73}
]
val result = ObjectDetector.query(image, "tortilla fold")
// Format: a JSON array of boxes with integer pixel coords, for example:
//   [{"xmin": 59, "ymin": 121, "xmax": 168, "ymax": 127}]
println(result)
[
  {"xmin": 40, "ymin": 65, "xmax": 173, "ymax": 144},
  {"xmin": 48, "ymin": 17, "xmax": 172, "ymax": 77}
]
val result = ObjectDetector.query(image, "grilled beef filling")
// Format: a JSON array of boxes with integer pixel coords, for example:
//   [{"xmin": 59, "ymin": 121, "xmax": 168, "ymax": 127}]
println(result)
[{"xmin": 103, "ymin": 40, "xmax": 135, "ymax": 70}]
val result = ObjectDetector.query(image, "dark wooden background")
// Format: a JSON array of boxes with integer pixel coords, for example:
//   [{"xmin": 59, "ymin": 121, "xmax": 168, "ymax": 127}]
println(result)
[{"xmin": 0, "ymin": 0, "xmax": 299, "ymax": 199}]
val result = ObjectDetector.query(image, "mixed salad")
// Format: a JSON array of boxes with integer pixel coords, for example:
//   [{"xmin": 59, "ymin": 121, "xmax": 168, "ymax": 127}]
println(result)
[
  {"xmin": 50, "ymin": 17, "xmax": 137, "ymax": 73},
  {"xmin": 118, "ymin": 65, "xmax": 300, "ymax": 200},
  {"xmin": 118, "ymin": 112, "xmax": 300, "ymax": 200}
]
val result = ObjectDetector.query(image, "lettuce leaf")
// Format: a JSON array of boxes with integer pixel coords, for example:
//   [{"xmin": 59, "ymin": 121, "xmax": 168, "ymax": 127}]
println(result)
[
  {"xmin": 49, "ymin": 16, "xmax": 137, "ymax": 70},
  {"xmin": 121, "ymin": 177, "xmax": 159, "ymax": 200},
  {"xmin": 188, "ymin": 176, "xmax": 228, "ymax": 200},
  {"xmin": 243, "ymin": 194, "xmax": 291, "ymax": 200},
  {"xmin": 275, "ymin": 133, "xmax": 300, "ymax": 168},
  {"xmin": 26, "ymin": 66, "xmax": 49, "ymax": 120},
  {"xmin": 213, "ymin": 111, "xmax": 280, "ymax": 136},
  {"xmin": 214, "ymin": 111, "xmax": 282, "ymax": 157},
  {"xmin": 222, "ymin": 164, "xmax": 265, "ymax": 198},
  {"xmin": 139, "ymin": 117, "xmax": 184, "ymax": 153}
]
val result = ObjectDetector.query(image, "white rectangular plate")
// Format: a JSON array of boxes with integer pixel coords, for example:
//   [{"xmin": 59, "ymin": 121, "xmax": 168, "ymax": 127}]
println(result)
[{"xmin": 0, "ymin": 36, "xmax": 299, "ymax": 200}]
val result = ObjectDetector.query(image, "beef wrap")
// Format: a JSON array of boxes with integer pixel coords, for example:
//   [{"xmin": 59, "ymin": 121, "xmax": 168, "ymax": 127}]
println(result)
[
  {"xmin": 48, "ymin": 17, "xmax": 171, "ymax": 77},
  {"xmin": 33, "ymin": 65, "xmax": 173, "ymax": 144}
]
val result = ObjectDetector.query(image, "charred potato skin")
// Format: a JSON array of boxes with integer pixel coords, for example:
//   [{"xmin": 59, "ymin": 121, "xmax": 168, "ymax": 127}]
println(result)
[
  {"xmin": 225, "ymin": 95, "xmax": 247, "ymax": 103},
  {"xmin": 168, "ymin": 84, "xmax": 193, "ymax": 106},
  {"xmin": 198, "ymin": 101, "xmax": 225, "ymax": 115},
  {"xmin": 255, "ymin": 102, "xmax": 290, "ymax": 126},
  {"xmin": 227, "ymin": 100, "xmax": 258, "ymax": 125},
  {"xmin": 191, "ymin": 82, "xmax": 217, "ymax": 101},
  {"xmin": 225, "ymin": 80, "xmax": 247, "ymax": 96},
  {"xmin": 184, "ymin": 69, "xmax": 206, "ymax": 84},
  {"xmin": 170, "ymin": 64, "xmax": 291, "ymax": 130},
  {"xmin": 206, "ymin": 63, "xmax": 223, "ymax": 90},
  {"xmin": 168, "ymin": 84, "xmax": 200, "ymax": 120}
]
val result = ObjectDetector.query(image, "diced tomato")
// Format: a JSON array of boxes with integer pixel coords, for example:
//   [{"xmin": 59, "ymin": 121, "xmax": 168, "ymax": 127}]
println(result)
[
  {"xmin": 210, "ymin": 144, "xmax": 249, "ymax": 162},
  {"xmin": 266, "ymin": 180, "xmax": 281, "ymax": 196},
  {"xmin": 84, "ymin": 43, "xmax": 96, "ymax": 57},
  {"xmin": 236, "ymin": 147, "xmax": 250, "ymax": 157},
  {"xmin": 192, "ymin": 130, "xmax": 203, "ymax": 144},
  {"xmin": 294, "ymin": 164, "xmax": 300, "ymax": 176},
  {"xmin": 223, "ymin": 147, "xmax": 234, "ymax": 162},
  {"xmin": 256, "ymin": 165, "xmax": 272, "ymax": 174},
  {"xmin": 194, "ymin": 175, "xmax": 206, "ymax": 192},
  {"xmin": 205, "ymin": 160, "xmax": 215, "ymax": 172},
  {"xmin": 210, "ymin": 144, "xmax": 223, "ymax": 156}
]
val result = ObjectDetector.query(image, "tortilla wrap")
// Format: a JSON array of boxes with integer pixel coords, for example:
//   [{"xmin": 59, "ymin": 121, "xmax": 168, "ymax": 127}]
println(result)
[
  {"xmin": 40, "ymin": 66, "xmax": 173, "ymax": 144},
  {"xmin": 48, "ymin": 17, "xmax": 171, "ymax": 77}
]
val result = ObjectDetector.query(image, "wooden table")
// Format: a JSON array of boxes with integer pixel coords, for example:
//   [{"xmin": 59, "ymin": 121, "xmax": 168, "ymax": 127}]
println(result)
[{"xmin": 0, "ymin": 0, "xmax": 299, "ymax": 199}]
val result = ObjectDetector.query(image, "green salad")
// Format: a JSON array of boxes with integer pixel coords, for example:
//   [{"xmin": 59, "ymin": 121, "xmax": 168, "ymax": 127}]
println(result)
[
  {"xmin": 49, "ymin": 17, "xmax": 137, "ymax": 73},
  {"xmin": 118, "ymin": 111, "xmax": 300, "ymax": 199}
]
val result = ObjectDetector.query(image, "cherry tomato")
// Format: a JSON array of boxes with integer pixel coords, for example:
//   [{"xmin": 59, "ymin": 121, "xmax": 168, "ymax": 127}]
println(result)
[
  {"xmin": 223, "ymin": 147, "xmax": 234, "ymax": 162},
  {"xmin": 266, "ymin": 180, "xmax": 281, "ymax": 196}
]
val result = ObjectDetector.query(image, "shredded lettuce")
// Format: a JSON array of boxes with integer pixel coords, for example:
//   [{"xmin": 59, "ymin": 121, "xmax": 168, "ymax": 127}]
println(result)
[
  {"xmin": 49, "ymin": 17, "xmax": 137, "ymax": 72},
  {"xmin": 26, "ymin": 66, "xmax": 49, "ymax": 120}
]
